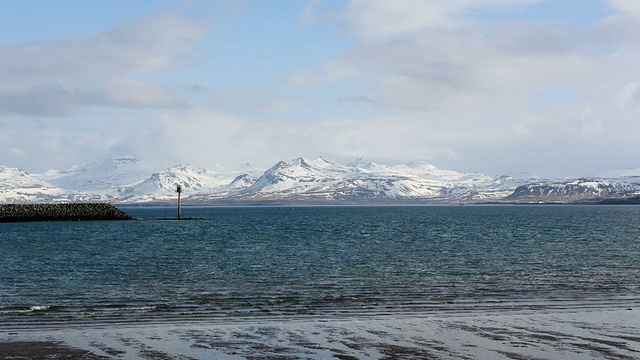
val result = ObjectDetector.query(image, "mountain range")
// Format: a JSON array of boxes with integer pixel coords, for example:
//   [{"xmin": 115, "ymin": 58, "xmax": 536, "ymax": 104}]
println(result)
[{"xmin": 1, "ymin": 156, "xmax": 640, "ymax": 205}]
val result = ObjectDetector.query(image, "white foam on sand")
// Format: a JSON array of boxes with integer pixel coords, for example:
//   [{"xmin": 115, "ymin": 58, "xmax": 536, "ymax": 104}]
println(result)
[{"xmin": 3, "ymin": 308, "xmax": 640, "ymax": 359}]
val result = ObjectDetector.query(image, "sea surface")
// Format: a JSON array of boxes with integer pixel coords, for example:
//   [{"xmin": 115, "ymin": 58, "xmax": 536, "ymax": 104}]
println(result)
[{"xmin": 1, "ymin": 205, "xmax": 639, "ymax": 329}]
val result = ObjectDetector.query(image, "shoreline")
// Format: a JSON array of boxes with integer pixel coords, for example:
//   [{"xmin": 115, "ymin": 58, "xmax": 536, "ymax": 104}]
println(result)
[
  {"xmin": 2, "ymin": 307, "xmax": 639, "ymax": 359},
  {"xmin": 2, "ymin": 296, "xmax": 636, "ymax": 332}
]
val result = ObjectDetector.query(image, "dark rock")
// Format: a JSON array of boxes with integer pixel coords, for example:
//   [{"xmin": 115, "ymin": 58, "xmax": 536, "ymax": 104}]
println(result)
[{"xmin": 0, "ymin": 203, "xmax": 133, "ymax": 223}]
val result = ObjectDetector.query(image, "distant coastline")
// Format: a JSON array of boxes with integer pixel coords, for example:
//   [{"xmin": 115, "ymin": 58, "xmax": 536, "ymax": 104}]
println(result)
[
  {"xmin": 113, "ymin": 197, "xmax": 640, "ymax": 207},
  {"xmin": 0, "ymin": 203, "xmax": 133, "ymax": 223}
]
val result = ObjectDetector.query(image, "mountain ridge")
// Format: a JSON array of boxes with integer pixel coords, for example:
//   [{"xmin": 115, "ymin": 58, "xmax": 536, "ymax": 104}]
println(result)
[{"xmin": 1, "ymin": 156, "xmax": 639, "ymax": 205}]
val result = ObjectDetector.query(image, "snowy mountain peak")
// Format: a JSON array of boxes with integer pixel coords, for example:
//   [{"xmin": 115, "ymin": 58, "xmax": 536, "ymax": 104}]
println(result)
[
  {"xmin": 602, "ymin": 167, "xmax": 640, "ymax": 178},
  {"xmin": 149, "ymin": 164, "xmax": 210, "ymax": 186},
  {"xmin": 263, "ymin": 158, "xmax": 312, "ymax": 177},
  {"xmin": 165, "ymin": 164, "xmax": 203, "ymax": 174},
  {"xmin": 0, "ymin": 166, "xmax": 69, "ymax": 203},
  {"xmin": 312, "ymin": 156, "xmax": 333, "ymax": 165},
  {"xmin": 0, "ymin": 166, "xmax": 28, "ymax": 179},
  {"xmin": 228, "ymin": 174, "xmax": 256, "ymax": 189},
  {"xmin": 266, "ymin": 160, "xmax": 290, "ymax": 173},
  {"xmin": 98, "ymin": 155, "xmax": 140, "ymax": 172},
  {"xmin": 267, "ymin": 157, "xmax": 323, "ymax": 172},
  {"xmin": 508, "ymin": 172, "xmax": 542, "ymax": 182},
  {"xmin": 309, "ymin": 156, "xmax": 341, "ymax": 170},
  {"xmin": 37, "ymin": 155, "xmax": 146, "ymax": 195},
  {"xmin": 406, "ymin": 161, "xmax": 438, "ymax": 171},
  {"xmin": 237, "ymin": 163, "xmax": 259, "ymax": 173},
  {"xmin": 293, "ymin": 157, "xmax": 311, "ymax": 168},
  {"xmin": 349, "ymin": 157, "xmax": 378, "ymax": 170}
]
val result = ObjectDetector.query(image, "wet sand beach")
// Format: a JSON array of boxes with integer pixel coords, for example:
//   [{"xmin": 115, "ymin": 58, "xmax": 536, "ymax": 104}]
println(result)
[{"xmin": 2, "ymin": 307, "xmax": 639, "ymax": 359}]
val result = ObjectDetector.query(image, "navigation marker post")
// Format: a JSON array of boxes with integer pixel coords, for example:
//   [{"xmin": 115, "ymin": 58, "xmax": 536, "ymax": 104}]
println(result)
[{"xmin": 176, "ymin": 185, "xmax": 183, "ymax": 220}]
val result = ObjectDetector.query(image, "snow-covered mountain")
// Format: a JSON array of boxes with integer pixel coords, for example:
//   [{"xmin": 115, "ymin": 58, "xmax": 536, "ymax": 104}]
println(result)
[
  {"xmin": 119, "ymin": 164, "xmax": 258, "ymax": 203},
  {"xmin": 0, "ymin": 166, "xmax": 70, "ymax": 203},
  {"xmin": 601, "ymin": 167, "xmax": 640, "ymax": 178},
  {"xmin": 1, "ymin": 156, "xmax": 639, "ymax": 204},
  {"xmin": 505, "ymin": 178, "xmax": 640, "ymax": 203},
  {"xmin": 36, "ymin": 156, "xmax": 147, "ymax": 201},
  {"xmin": 196, "ymin": 157, "xmax": 534, "ymax": 203}
]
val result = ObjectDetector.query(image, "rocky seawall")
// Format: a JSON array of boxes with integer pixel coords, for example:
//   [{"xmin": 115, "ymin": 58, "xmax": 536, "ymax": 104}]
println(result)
[{"xmin": 0, "ymin": 203, "xmax": 133, "ymax": 223}]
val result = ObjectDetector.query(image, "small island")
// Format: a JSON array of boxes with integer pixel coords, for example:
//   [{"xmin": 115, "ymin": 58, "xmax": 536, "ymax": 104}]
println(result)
[{"xmin": 0, "ymin": 203, "xmax": 133, "ymax": 223}]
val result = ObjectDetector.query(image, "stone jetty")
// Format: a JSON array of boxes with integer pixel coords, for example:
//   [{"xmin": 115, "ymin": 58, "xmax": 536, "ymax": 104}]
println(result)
[{"xmin": 0, "ymin": 203, "xmax": 133, "ymax": 223}]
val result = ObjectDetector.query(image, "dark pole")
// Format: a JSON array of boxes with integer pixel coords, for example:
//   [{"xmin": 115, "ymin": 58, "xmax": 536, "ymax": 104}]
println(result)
[{"xmin": 177, "ymin": 185, "xmax": 183, "ymax": 220}]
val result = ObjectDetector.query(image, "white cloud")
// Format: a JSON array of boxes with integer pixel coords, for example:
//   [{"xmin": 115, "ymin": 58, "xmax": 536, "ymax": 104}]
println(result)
[
  {"xmin": 0, "ymin": 13, "xmax": 208, "ymax": 116},
  {"xmin": 298, "ymin": 0, "xmax": 321, "ymax": 25},
  {"xmin": 328, "ymin": 0, "xmax": 640, "ymax": 114},
  {"xmin": 0, "ymin": 80, "xmax": 184, "ymax": 117},
  {"xmin": 129, "ymin": 0, "xmax": 639, "ymax": 177},
  {"xmin": 303, "ymin": 0, "xmax": 640, "ymax": 176},
  {"xmin": 82, "ymin": 79, "xmax": 185, "ymax": 109},
  {"xmin": 335, "ymin": 0, "xmax": 541, "ymax": 39},
  {"xmin": 0, "ymin": 86, "xmax": 79, "ymax": 117},
  {"xmin": 607, "ymin": 0, "xmax": 640, "ymax": 16},
  {"xmin": 126, "ymin": 107, "xmax": 542, "ymax": 172}
]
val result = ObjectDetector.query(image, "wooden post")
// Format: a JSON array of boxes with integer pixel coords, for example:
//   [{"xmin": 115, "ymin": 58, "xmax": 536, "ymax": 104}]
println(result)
[{"xmin": 176, "ymin": 185, "xmax": 183, "ymax": 220}]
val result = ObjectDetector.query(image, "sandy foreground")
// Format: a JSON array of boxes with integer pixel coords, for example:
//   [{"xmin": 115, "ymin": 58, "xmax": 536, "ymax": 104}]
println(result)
[{"xmin": 1, "ymin": 308, "xmax": 639, "ymax": 359}]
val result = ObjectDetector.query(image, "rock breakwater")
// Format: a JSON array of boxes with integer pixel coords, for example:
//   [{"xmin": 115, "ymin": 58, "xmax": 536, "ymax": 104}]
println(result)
[{"xmin": 0, "ymin": 203, "xmax": 133, "ymax": 223}]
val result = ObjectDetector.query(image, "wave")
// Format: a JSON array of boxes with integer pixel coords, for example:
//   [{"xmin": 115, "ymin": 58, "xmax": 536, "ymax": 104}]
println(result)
[
  {"xmin": 0, "ymin": 305, "xmax": 52, "ymax": 314},
  {"xmin": 1, "ymin": 295, "xmax": 639, "ymax": 331}
]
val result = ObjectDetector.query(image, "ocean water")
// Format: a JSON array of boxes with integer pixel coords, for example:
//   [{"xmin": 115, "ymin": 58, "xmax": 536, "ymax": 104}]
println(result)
[{"xmin": 1, "ymin": 205, "xmax": 639, "ymax": 329}]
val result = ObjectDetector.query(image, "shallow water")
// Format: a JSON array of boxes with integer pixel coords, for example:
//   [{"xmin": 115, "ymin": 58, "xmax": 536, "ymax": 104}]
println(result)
[{"xmin": 1, "ymin": 205, "xmax": 639, "ymax": 328}]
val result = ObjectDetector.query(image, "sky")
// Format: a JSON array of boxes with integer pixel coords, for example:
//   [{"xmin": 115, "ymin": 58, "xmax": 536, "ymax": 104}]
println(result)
[{"xmin": 1, "ymin": 0, "xmax": 639, "ymax": 178}]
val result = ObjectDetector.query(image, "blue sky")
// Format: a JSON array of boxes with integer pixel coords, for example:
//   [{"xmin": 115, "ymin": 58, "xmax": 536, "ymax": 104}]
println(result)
[{"xmin": 1, "ymin": 0, "xmax": 639, "ymax": 177}]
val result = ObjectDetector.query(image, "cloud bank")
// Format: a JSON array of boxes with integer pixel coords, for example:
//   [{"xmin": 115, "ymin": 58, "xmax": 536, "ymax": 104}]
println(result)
[
  {"xmin": 1, "ymin": 1, "xmax": 640, "ymax": 178},
  {"xmin": 309, "ymin": 0, "xmax": 640, "ymax": 176}
]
